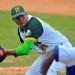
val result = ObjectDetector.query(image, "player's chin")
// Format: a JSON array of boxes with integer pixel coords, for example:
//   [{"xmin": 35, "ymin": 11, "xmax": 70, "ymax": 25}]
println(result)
[{"xmin": 19, "ymin": 24, "xmax": 25, "ymax": 27}]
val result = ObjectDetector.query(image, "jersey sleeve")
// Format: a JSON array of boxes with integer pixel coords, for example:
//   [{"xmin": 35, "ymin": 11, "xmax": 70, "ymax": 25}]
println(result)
[
  {"xmin": 15, "ymin": 40, "xmax": 34, "ymax": 56},
  {"xmin": 25, "ymin": 17, "xmax": 43, "ymax": 42}
]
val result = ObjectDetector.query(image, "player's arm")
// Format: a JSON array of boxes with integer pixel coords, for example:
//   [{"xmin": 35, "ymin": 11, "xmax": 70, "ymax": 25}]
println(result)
[
  {"xmin": 4, "ymin": 17, "xmax": 43, "ymax": 57},
  {"xmin": 40, "ymin": 48, "xmax": 56, "ymax": 75},
  {"xmin": 4, "ymin": 37, "xmax": 36, "ymax": 57}
]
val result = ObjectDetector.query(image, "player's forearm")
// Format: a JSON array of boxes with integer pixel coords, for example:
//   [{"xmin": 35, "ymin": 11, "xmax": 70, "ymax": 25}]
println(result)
[
  {"xmin": 3, "ymin": 40, "xmax": 34, "ymax": 57},
  {"xmin": 40, "ymin": 49, "xmax": 55, "ymax": 75},
  {"xmin": 4, "ymin": 50, "xmax": 16, "ymax": 57}
]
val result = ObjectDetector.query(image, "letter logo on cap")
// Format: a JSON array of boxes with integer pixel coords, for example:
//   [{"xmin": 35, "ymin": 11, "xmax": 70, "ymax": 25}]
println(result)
[{"xmin": 15, "ymin": 8, "xmax": 20, "ymax": 13}]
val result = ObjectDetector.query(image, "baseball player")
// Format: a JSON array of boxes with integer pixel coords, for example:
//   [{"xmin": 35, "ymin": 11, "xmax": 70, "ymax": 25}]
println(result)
[{"xmin": 0, "ymin": 5, "xmax": 74, "ymax": 75}]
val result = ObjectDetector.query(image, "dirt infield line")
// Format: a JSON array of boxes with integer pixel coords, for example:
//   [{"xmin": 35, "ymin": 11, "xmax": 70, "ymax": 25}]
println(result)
[
  {"xmin": 0, "ymin": 67, "xmax": 29, "ymax": 75},
  {"xmin": 0, "ymin": 67, "xmax": 65, "ymax": 75}
]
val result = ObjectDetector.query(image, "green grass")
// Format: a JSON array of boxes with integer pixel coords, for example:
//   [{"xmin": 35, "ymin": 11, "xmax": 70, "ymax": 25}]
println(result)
[{"xmin": 0, "ymin": 11, "xmax": 75, "ymax": 68}]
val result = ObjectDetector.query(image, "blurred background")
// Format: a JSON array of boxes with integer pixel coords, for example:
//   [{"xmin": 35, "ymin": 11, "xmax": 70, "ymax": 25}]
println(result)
[{"xmin": 0, "ymin": 0, "xmax": 75, "ymax": 75}]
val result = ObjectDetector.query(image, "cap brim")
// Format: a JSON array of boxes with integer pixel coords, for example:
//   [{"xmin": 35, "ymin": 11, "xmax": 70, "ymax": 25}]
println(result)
[{"xmin": 12, "ymin": 12, "xmax": 25, "ymax": 18}]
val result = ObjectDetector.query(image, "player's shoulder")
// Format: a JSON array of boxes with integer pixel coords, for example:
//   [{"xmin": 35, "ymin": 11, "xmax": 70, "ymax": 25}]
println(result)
[
  {"xmin": 25, "ymin": 15, "xmax": 43, "ymax": 39},
  {"xmin": 27, "ymin": 16, "xmax": 42, "ymax": 27},
  {"xmin": 27, "ymin": 15, "xmax": 43, "ymax": 33}
]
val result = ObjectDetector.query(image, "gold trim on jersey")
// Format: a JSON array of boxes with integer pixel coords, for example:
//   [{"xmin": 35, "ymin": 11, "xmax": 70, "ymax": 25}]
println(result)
[{"xmin": 25, "ymin": 37, "xmax": 37, "ymax": 42}]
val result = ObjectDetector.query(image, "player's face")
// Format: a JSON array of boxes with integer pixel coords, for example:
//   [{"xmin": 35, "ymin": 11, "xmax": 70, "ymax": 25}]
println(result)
[{"xmin": 12, "ymin": 15, "xmax": 28, "ymax": 27}]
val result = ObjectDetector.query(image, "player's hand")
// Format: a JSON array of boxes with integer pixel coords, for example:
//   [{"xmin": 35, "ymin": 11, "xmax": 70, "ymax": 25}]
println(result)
[
  {"xmin": 0, "ymin": 46, "xmax": 6, "ymax": 62},
  {"xmin": 0, "ymin": 50, "xmax": 4, "ymax": 56}
]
